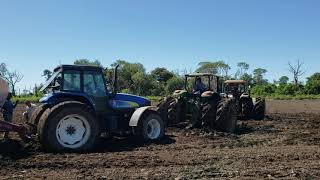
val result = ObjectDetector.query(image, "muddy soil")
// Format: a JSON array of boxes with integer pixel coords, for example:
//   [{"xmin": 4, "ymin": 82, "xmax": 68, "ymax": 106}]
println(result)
[{"xmin": 0, "ymin": 100, "xmax": 320, "ymax": 179}]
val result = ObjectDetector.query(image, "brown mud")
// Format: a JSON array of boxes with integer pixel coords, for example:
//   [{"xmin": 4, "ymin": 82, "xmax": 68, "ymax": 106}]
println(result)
[{"xmin": 0, "ymin": 100, "xmax": 320, "ymax": 179}]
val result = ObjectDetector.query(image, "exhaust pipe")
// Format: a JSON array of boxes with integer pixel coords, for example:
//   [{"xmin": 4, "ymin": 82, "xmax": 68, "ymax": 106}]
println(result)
[{"xmin": 113, "ymin": 64, "xmax": 120, "ymax": 94}]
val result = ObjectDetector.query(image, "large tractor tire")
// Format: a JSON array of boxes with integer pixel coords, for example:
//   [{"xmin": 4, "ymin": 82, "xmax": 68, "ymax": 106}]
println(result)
[
  {"xmin": 28, "ymin": 104, "xmax": 48, "ymax": 134},
  {"xmin": 201, "ymin": 102, "xmax": 217, "ymax": 130},
  {"xmin": 37, "ymin": 101, "xmax": 98, "ymax": 152},
  {"xmin": 215, "ymin": 98, "xmax": 237, "ymax": 133},
  {"xmin": 139, "ymin": 112, "xmax": 165, "ymax": 141},
  {"xmin": 240, "ymin": 97, "xmax": 254, "ymax": 118},
  {"xmin": 167, "ymin": 98, "xmax": 186, "ymax": 126},
  {"xmin": 167, "ymin": 98, "xmax": 179, "ymax": 124},
  {"xmin": 253, "ymin": 97, "xmax": 266, "ymax": 120}
]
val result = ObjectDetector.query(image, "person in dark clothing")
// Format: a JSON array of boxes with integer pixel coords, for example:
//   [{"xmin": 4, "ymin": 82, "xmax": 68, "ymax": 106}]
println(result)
[
  {"xmin": 193, "ymin": 77, "xmax": 207, "ymax": 94},
  {"xmin": 1, "ymin": 93, "xmax": 18, "ymax": 139}
]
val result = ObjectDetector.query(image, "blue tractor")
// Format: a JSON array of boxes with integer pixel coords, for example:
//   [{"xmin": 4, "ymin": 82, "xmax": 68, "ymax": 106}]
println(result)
[{"xmin": 28, "ymin": 65, "xmax": 165, "ymax": 152}]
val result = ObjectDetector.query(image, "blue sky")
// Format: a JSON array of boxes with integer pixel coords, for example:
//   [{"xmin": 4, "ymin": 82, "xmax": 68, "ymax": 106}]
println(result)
[{"xmin": 0, "ymin": 0, "xmax": 320, "ymax": 91}]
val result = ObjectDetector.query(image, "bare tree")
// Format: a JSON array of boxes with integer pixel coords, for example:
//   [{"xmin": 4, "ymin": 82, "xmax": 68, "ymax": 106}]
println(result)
[
  {"xmin": 288, "ymin": 59, "xmax": 305, "ymax": 86},
  {"xmin": 6, "ymin": 71, "xmax": 24, "ymax": 96},
  {"xmin": 0, "ymin": 63, "xmax": 24, "ymax": 95}
]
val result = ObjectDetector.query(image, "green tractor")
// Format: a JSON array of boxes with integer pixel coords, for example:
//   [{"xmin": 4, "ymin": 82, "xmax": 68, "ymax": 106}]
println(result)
[
  {"xmin": 158, "ymin": 73, "xmax": 237, "ymax": 133},
  {"xmin": 223, "ymin": 80, "xmax": 266, "ymax": 120}
]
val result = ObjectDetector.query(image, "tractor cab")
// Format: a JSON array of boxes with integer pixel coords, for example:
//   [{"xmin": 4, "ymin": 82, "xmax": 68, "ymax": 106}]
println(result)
[
  {"xmin": 224, "ymin": 79, "xmax": 266, "ymax": 120},
  {"xmin": 40, "ymin": 65, "xmax": 151, "ymax": 112},
  {"xmin": 224, "ymin": 80, "xmax": 249, "ymax": 99},
  {"xmin": 173, "ymin": 73, "xmax": 222, "ymax": 100},
  {"xmin": 166, "ymin": 73, "xmax": 223, "ymax": 127}
]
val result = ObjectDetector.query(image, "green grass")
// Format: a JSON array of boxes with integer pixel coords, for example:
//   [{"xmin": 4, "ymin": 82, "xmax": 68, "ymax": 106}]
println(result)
[{"xmin": 13, "ymin": 96, "xmax": 41, "ymax": 103}]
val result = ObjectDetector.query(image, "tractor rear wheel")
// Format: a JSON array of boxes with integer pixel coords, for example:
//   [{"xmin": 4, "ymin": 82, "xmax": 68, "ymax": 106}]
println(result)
[
  {"xmin": 253, "ymin": 97, "xmax": 266, "ymax": 120},
  {"xmin": 38, "ymin": 101, "xmax": 98, "ymax": 152},
  {"xmin": 167, "ymin": 98, "xmax": 180, "ymax": 125},
  {"xmin": 139, "ymin": 113, "xmax": 165, "ymax": 141},
  {"xmin": 215, "ymin": 98, "xmax": 237, "ymax": 133},
  {"xmin": 201, "ymin": 102, "xmax": 217, "ymax": 130},
  {"xmin": 241, "ymin": 97, "xmax": 254, "ymax": 118}
]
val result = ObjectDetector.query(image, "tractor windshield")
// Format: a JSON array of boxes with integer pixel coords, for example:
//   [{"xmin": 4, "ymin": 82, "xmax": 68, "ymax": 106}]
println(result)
[
  {"xmin": 185, "ymin": 75, "xmax": 219, "ymax": 93},
  {"xmin": 225, "ymin": 83, "xmax": 246, "ymax": 94}
]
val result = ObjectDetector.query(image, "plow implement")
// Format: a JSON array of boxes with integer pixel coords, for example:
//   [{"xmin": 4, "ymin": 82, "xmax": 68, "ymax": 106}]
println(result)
[
  {"xmin": 0, "ymin": 120, "xmax": 31, "ymax": 142},
  {"xmin": 0, "ymin": 76, "xmax": 31, "ymax": 142}
]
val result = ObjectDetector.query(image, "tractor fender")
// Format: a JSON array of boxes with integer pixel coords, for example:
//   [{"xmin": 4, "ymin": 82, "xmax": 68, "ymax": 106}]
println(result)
[
  {"xmin": 40, "ymin": 92, "xmax": 95, "ymax": 112},
  {"xmin": 129, "ymin": 106, "xmax": 158, "ymax": 127}
]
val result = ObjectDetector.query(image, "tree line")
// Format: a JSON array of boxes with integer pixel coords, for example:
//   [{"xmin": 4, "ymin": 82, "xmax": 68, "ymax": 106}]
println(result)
[{"xmin": 1, "ymin": 59, "xmax": 320, "ymax": 97}]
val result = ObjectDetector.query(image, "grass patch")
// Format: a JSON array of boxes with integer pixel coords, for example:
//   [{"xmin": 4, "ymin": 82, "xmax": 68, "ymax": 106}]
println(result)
[{"xmin": 13, "ymin": 96, "xmax": 41, "ymax": 103}]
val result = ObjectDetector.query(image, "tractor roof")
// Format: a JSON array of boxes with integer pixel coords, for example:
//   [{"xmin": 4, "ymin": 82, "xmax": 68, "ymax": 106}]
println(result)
[
  {"xmin": 54, "ymin": 64, "xmax": 104, "ymax": 72},
  {"xmin": 224, "ymin": 80, "xmax": 246, "ymax": 84},
  {"xmin": 185, "ymin": 73, "xmax": 217, "ymax": 77}
]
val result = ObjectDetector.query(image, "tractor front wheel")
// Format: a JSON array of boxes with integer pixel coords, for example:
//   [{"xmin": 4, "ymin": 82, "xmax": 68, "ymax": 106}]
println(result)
[{"xmin": 139, "ymin": 113, "xmax": 165, "ymax": 141}]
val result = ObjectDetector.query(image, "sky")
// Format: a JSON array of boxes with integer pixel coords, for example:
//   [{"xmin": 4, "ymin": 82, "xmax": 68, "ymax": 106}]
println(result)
[{"xmin": 0, "ymin": 0, "xmax": 320, "ymax": 92}]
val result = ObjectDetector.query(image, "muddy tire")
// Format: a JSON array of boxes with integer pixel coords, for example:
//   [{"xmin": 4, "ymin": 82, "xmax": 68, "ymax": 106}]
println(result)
[
  {"xmin": 167, "ymin": 98, "xmax": 181, "ymax": 125},
  {"xmin": 253, "ymin": 97, "xmax": 266, "ymax": 120},
  {"xmin": 241, "ymin": 97, "xmax": 254, "ymax": 118},
  {"xmin": 201, "ymin": 102, "xmax": 217, "ymax": 130},
  {"xmin": 139, "ymin": 113, "xmax": 165, "ymax": 141},
  {"xmin": 215, "ymin": 98, "xmax": 237, "ymax": 133},
  {"xmin": 37, "ymin": 101, "xmax": 98, "ymax": 152},
  {"xmin": 28, "ymin": 104, "xmax": 48, "ymax": 134},
  {"xmin": 167, "ymin": 98, "xmax": 186, "ymax": 126}
]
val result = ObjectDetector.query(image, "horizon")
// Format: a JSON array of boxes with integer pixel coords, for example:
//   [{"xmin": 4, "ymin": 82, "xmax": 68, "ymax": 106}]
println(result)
[{"xmin": 1, "ymin": 0, "xmax": 320, "ymax": 92}]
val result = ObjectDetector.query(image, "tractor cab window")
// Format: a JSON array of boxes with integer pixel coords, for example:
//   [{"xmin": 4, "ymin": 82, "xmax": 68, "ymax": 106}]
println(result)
[
  {"xmin": 83, "ymin": 71, "xmax": 107, "ymax": 96},
  {"xmin": 54, "ymin": 73, "xmax": 62, "ymax": 87},
  {"xmin": 186, "ymin": 76, "xmax": 208, "ymax": 94},
  {"xmin": 238, "ymin": 84, "xmax": 246, "ymax": 93},
  {"xmin": 63, "ymin": 70, "xmax": 81, "ymax": 91},
  {"xmin": 226, "ymin": 83, "xmax": 246, "ymax": 94}
]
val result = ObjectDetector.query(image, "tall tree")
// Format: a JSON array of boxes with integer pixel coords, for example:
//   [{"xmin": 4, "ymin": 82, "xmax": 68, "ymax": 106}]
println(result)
[
  {"xmin": 236, "ymin": 62, "xmax": 249, "ymax": 79},
  {"xmin": 110, "ymin": 60, "xmax": 146, "ymax": 93},
  {"xmin": 253, "ymin": 68, "xmax": 267, "ymax": 85},
  {"xmin": 288, "ymin": 59, "xmax": 305, "ymax": 86},
  {"xmin": 196, "ymin": 62, "xmax": 218, "ymax": 74},
  {"xmin": 305, "ymin": 73, "xmax": 320, "ymax": 94},
  {"xmin": 196, "ymin": 61, "xmax": 230, "ymax": 78},
  {"xmin": 0, "ymin": 63, "xmax": 23, "ymax": 95},
  {"xmin": 42, "ymin": 69, "xmax": 53, "ymax": 81},
  {"xmin": 151, "ymin": 67, "xmax": 174, "ymax": 83},
  {"xmin": 74, "ymin": 59, "xmax": 103, "ymax": 67},
  {"xmin": 278, "ymin": 76, "xmax": 289, "ymax": 85}
]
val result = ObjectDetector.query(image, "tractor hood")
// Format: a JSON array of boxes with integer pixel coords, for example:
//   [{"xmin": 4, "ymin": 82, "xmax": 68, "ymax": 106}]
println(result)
[{"xmin": 109, "ymin": 93, "xmax": 151, "ymax": 109}]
